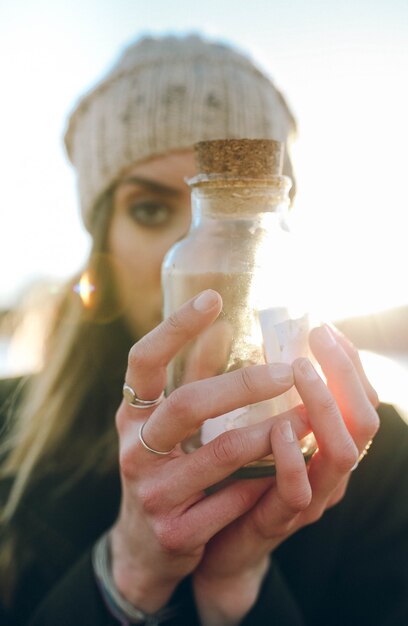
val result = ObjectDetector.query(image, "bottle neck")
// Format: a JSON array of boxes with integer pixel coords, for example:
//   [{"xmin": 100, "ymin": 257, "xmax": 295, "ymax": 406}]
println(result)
[{"xmin": 190, "ymin": 178, "xmax": 291, "ymax": 226}]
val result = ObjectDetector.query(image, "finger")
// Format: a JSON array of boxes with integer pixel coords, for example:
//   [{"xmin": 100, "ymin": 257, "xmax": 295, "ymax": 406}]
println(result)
[
  {"xmin": 304, "ymin": 449, "xmax": 350, "ymax": 523},
  {"xmin": 124, "ymin": 289, "xmax": 222, "ymax": 403},
  {"xmin": 187, "ymin": 419, "xmax": 312, "ymax": 556},
  {"xmin": 154, "ymin": 406, "xmax": 311, "ymax": 507},
  {"xmin": 327, "ymin": 323, "xmax": 379, "ymax": 407},
  {"xmin": 293, "ymin": 357, "xmax": 358, "ymax": 497},
  {"xmin": 309, "ymin": 326, "xmax": 380, "ymax": 451},
  {"xmin": 240, "ymin": 419, "xmax": 312, "ymax": 542},
  {"xmin": 177, "ymin": 478, "xmax": 272, "ymax": 548},
  {"xmin": 192, "ymin": 419, "xmax": 315, "ymax": 562},
  {"xmin": 142, "ymin": 362, "xmax": 294, "ymax": 454},
  {"xmin": 326, "ymin": 476, "xmax": 349, "ymax": 508}
]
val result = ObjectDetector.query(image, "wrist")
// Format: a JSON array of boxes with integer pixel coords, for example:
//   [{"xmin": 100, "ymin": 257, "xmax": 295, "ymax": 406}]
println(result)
[
  {"xmin": 193, "ymin": 558, "xmax": 270, "ymax": 626},
  {"xmin": 108, "ymin": 527, "xmax": 178, "ymax": 613}
]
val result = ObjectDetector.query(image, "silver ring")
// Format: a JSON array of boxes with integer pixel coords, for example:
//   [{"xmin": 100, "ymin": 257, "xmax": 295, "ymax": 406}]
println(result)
[
  {"xmin": 351, "ymin": 439, "xmax": 373, "ymax": 471},
  {"xmin": 123, "ymin": 383, "xmax": 164, "ymax": 409},
  {"xmin": 138, "ymin": 421, "xmax": 175, "ymax": 456}
]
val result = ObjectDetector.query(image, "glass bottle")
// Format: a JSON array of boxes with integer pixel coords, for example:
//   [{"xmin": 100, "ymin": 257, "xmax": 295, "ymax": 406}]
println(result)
[{"xmin": 162, "ymin": 139, "xmax": 317, "ymax": 477}]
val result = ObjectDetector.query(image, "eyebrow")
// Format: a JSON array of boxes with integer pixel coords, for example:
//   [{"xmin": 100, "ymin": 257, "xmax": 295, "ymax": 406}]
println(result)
[{"xmin": 117, "ymin": 176, "xmax": 182, "ymax": 196}]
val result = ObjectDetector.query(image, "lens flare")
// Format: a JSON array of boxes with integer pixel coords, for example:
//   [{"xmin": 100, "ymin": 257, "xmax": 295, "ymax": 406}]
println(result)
[{"xmin": 73, "ymin": 272, "xmax": 95, "ymax": 308}]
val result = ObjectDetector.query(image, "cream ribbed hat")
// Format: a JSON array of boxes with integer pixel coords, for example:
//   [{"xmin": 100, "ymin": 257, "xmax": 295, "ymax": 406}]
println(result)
[{"xmin": 64, "ymin": 34, "xmax": 296, "ymax": 231}]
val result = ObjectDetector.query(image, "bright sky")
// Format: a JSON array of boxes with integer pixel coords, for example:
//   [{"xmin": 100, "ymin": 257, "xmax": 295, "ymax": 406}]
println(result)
[{"xmin": 0, "ymin": 0, "xmax": 407, "ymax": 320}]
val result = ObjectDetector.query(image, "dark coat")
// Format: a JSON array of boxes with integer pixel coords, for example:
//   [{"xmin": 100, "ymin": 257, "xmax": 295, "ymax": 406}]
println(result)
[{"xmin": 1, "ymin": 378, "xmax": 408, "ymax": 625}]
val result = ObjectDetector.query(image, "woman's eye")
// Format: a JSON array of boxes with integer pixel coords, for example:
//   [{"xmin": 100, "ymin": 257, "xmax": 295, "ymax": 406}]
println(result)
[{"xmin": 128, "ymin": 200, "xmax": 171, "ymax": 227}]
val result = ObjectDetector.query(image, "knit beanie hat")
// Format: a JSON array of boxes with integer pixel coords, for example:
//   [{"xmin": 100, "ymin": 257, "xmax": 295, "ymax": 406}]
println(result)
[{"xmin": 64, "ymin": 34, "xmax": 296, "ymax": 231}]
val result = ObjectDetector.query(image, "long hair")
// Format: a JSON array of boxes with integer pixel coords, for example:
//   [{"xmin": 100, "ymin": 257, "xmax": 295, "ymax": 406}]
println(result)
[{"xmin": 0, "ymin": 191, "xmax": 133, "ymax": 602}]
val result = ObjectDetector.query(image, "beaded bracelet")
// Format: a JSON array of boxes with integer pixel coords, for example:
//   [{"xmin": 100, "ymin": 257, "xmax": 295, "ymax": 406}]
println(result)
[{"xmin": 92, "ymin": 532, "xmax": 179, "ymax": 625}]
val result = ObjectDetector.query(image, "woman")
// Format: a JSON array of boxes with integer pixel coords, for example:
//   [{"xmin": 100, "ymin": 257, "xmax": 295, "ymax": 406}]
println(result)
[{"xmin": 0, "ymin": 34, "xmax": 407, "ymax": 626}]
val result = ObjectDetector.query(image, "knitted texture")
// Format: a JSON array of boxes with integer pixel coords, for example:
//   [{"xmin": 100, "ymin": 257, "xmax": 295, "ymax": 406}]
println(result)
[{"xmin": 64, "ymin": 34, "xmax": 296, "ymax": 231}]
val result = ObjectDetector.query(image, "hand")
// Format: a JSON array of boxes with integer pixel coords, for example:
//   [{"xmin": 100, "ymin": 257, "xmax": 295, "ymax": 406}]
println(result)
[
  {"xmin": 192, "ymin": 324, "xmax": 380, "ymax": 625},
  {"xmin": 110, "ymin": 290, "xmax": 302, "ymax": 614}
]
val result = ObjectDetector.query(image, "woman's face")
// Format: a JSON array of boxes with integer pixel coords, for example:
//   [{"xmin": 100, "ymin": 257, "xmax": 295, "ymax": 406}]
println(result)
[{"xmin": 107, "ymin": 150, "xmax": 196, "ymax": 338}]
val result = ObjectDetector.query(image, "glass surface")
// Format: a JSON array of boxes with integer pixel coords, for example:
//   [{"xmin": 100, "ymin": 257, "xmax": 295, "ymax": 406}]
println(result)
[{"xmin": 162, "ymin": 181, "xmax": 317, "ymax": 476}]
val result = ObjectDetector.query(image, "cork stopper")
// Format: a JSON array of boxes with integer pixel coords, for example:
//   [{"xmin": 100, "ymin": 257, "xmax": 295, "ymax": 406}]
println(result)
[{"xmin": 194, "ymin": 139, "xmax": 284, "ymax": 178}]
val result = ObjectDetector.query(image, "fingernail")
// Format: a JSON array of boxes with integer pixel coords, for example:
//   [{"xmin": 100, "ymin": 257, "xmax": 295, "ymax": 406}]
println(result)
[
  {"xmin": 268, "ymin": 362, "xmax": 293, "ymax": 383},
  {"xmin": 296, "ymin": 357, "xmax": 319, "ymax": 380},
  {"xmin": 193, "ymin": 290, "xmax": 220, "ymax": 312},
  {"xmin": 279, "ymin": 420, "xmax": 294, "ymax": 443},
  {"xmin": 316, "ymin": 324, "xmax": 336, "ymax": 348}
]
